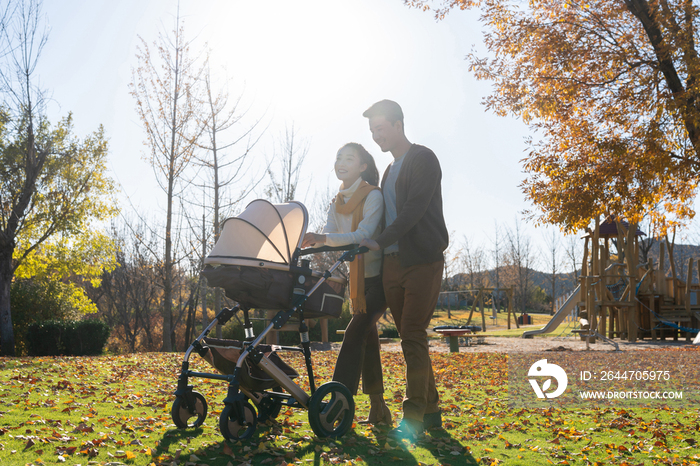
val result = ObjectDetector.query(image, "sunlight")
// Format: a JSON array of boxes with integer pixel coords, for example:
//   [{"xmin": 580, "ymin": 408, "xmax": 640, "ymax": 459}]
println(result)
[{"xmin": 205, "ymin": 1, "xmax": 387, "ymax": 124}]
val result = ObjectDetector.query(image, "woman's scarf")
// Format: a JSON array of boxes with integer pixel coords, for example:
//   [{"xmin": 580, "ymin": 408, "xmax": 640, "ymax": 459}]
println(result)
[{"xmin": 334, "ymin": 180, "xmax": 379, "ymax": 314}]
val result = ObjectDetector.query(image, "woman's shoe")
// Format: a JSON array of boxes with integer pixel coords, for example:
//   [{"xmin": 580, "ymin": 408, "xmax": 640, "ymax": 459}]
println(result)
[{"xmin": 364, "ymin": 394, "xmax": 393, "ymax": 424}]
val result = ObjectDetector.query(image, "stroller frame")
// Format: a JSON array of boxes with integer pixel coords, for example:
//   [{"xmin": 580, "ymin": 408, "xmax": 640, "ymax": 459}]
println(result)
[{"xmin": 172, "ymin": 245, "xmax": 367, "ymax": 441}]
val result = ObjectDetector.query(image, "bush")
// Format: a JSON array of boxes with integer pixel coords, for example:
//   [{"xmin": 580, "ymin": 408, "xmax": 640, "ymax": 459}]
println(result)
[
  {"xmin": 11, "ymin": 278, "xmax": 80, "ymax": 355},
  {"xmin": 65, "ymin": 320, "xmax": 111, "ymax": 355},
  {"xmin": 25, "ymin": 320, "xmax": 111, "ymax": 356}
]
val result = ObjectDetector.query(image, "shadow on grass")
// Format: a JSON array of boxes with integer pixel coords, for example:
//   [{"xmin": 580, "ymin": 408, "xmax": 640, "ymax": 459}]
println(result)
[
  {"xmin": 154, "ymin": 427, "xmax": 208, "ymax": 460},
  {"xmin": 424, "ymin": 427, "xmax": 478, "ymax": 465},
  {"xmin": 342, "ymin": 424, "xmax": 478, "ymax": 466},
  {"xmin": 155, "ymin": 423, "xmax": 479, "ymax": 465}
]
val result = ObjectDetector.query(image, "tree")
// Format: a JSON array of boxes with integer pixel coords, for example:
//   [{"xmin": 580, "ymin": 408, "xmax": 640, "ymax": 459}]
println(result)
[
  {"xmin": 489, "ymin": 221, "xmax": 503, "ymax": 311},
  {"xmin": 503, "ymin": 219, "xmax": 537, "ymax": 314},
  {"xmin": 11, "ymin": 230, "xmax": 116, "ymax": 355},
  {"xmin": 461, "ymin": 235, "xmax": 485, "ymax": 290},
  {"xmin": 439, "ymin": 233, "xmax": 462, "ymax": 317},
  {"xmin": 265, "ymin": 122, "xmax": 309, "ymax": 203},
  {"xmin": 89, "ymin": 220, "xmax": 161, "ymax": 353},
  {"xmin": 637, "ymin": 216, "xmax": 657, "ymax": 265},
  {"xmin": 129, "ymin": 13, "xmax": 205, "ymax": 351},
  {"xmin": 190, "ymin": 60, "xmax": 265, "ymax": 336},
  {"xmin": 0, "ymin": 0, "xmax": 116, "ymax": 355},
  {"xmin": 407, "ymin": 0, "xmax": 700, "ymax": 233},
  {"xmin": 564, "ymin": 233, "xmax": 583, "ymax": 280},
  {"xmin": 544, "ymin": 229, "xmax": 562, "ymax": 315}
]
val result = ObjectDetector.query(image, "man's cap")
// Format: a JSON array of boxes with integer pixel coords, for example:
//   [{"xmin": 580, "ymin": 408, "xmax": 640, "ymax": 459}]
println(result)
[{"xmin": 362, "ymin": 99, "xmax": 404, "ymax": 121}]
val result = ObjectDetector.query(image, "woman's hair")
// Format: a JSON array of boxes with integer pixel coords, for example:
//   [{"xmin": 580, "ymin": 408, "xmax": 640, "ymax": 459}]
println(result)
[{"xmin": 339, "ymin": 142, "xmax": 379, "ymax": 186}]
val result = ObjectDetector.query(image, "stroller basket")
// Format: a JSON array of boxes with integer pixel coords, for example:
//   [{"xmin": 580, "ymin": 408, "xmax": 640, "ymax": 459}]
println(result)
[
  {"xmin": 202, "ymin": 265, "xmax": 346, "ymax": 318},
  {"xmin": 199, "ymin": 338, "xmax": 298, "ymax": 391}
]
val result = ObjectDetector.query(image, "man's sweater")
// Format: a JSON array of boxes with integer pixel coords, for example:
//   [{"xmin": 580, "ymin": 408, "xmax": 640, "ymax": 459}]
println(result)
[{"xmin": 375, "ymin": 144, "xmax": 449, "ymax": 267}]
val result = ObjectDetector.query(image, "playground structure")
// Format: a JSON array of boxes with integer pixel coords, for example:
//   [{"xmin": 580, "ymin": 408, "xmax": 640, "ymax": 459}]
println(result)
[
  {"xmin": 439, "ymin": 287, "xmax": 518, "ymax": 332},
  {"xmin": 525, "ymin": 218, "xmax": 700, "ymax": 344}
]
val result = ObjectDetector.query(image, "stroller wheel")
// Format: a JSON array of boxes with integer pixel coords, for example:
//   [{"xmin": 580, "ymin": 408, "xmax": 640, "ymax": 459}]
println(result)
[
  {"xmin": 307, "ymin": 382, "xmax": 355, "ymax": 438},
  {"xmin": 171, "ymin": 391, "xmax": 208, "ymax": 428},
  {"xmin": 219, "ymin": 401, "xmax": 257, "ymax": 440}
]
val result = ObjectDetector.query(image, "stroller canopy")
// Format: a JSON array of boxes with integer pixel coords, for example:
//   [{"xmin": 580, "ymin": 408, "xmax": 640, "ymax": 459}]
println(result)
[{"xmin": 205, "ymin": 200, "xmax": 308, "ymax": 267}]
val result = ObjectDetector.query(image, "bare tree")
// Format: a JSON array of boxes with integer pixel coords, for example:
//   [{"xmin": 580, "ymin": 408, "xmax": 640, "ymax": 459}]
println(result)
[
  {"xmin": 564, "ymin": 233, "xmax": 583, "ymax": 280},
  {"xmin": 544, "ymin": 228, "xmax": 562, "ymax": 315},
  {"xmin": 129, "ymin": 12, "xmax": 205, "ymax": 351},
  {"xmin": 490, "ymin": 221, "xmax": 503, "ymax": 312},
  {"xmin": 436, "ymin": 233, "xmax": 461, "ymax": 318},
  {"xmin": 265, "ymin": 122, "xmax": 309, "ymax": 203},
  {"xmin": 504, "ymin": 218, "xmax": 537, "ymax": 314},
  {"xmin": 461, "ymin": 236, "xmax": 485, "ymax": 290},
  {"xmin": 91, "ymin": 220, "xmax": 161, "ymax": 353},
  {"xmin": 186, "ymin": 60, "xmax": 267, "ymax": 338}
]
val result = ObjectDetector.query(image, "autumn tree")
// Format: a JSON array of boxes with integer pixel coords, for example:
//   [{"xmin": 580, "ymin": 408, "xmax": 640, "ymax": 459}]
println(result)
[
  {"xmin": 129, "ymin": 13, "xmax": 205, "ymax": 351},
  {"xmin": 0, "ymin": 0, "xmax": 116, "ymax": 355},
  {"xmin": 408, "ymin": 0, "xmax": 700, "ymax": 233}
]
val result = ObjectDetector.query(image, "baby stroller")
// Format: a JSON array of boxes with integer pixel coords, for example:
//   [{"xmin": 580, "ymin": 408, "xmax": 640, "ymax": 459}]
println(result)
[{"xmin": 171, "ymin": 199, "xmax": 367, "ymax": 441}]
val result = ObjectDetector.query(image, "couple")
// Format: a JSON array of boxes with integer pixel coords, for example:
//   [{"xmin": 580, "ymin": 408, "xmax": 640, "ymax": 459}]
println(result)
[{"xmin": 302, "ymin": 100, "xmax": 449, "ymax": 441}]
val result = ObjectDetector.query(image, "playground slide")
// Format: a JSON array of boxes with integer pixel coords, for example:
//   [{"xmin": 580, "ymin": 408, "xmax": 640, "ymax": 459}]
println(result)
[{"xmin": 522, "ymin": 285, "xmax": 581, "ymax": 339}]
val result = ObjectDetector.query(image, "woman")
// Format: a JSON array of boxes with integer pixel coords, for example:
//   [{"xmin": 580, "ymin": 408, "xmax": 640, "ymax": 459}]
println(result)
[{"xmin": 302, "ymin": 142, "xmax": 391, "ymax": 424}]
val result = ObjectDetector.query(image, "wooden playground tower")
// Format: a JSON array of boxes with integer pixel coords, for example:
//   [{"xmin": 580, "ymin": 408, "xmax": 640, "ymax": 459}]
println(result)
[{"xmin": 578, "ymin": 218, "xmax": 700, "ymax": 344}]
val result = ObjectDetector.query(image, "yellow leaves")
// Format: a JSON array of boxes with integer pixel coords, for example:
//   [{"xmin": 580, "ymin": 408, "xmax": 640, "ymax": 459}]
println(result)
[{"xmin": 455, "ymin": 0, "xmax": 700, "ymax": 232}]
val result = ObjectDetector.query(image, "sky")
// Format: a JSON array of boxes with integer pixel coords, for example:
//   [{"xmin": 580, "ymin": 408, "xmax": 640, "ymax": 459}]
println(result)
[{"xmin": 29, "ymin": 0, "xmax": 604, "ymax": 271}]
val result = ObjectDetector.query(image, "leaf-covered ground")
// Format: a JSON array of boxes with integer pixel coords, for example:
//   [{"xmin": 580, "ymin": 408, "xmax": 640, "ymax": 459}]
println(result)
[{"xmin": 1, "ymin": 348, "xmax": 700, "ymax": 465}]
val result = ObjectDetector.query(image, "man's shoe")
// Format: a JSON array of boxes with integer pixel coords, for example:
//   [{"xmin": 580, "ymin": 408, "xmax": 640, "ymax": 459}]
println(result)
[
  {"xmin": 423, "ymin": 410, "xmax": 442, "ymax": 429},
  {"xmin": 388, "ymin": 418, "xmax": 423, "ymax": 441}
]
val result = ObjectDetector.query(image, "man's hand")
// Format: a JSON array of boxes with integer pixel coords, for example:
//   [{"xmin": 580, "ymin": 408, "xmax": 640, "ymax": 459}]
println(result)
[
  {"xmin": 359, "ymin": 238, "xmax": 380, "ymax": 251},
  {"xmin": 302, "ymin": 233, "xmax": 326, "ymax": 248}
]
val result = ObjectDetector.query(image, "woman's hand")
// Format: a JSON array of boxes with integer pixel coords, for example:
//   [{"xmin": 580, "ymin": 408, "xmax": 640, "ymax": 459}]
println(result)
[
  {"xmin": 359, "ymin": 238, "xmax": 380, "ymax": 251},
  {"xmin": 302, "ymin": 233, "xmax": 326, "ymax": 248}
]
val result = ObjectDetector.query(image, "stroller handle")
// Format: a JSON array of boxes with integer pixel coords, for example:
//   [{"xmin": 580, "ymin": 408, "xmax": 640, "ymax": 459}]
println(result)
[
  {"xmin": 299, "ymin": 244, "xmax": 361, "ymax": 256},
  {"xmin": 338, "ymin": 246, "xmax": 369, "ymax": 263},
  {"xmin": 298, "ymin": 244, "xmax": 370, "ymax": 263}
]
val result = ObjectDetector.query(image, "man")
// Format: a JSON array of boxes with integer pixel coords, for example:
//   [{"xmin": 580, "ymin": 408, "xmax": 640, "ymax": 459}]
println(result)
[{"xmin": 359, "ymin": 100, "xmax": 449, "ymax": 440}]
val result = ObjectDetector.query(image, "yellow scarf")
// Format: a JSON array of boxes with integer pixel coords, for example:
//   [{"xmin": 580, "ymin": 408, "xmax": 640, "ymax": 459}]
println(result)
[{"xmin": 334, "ymin": 180, "xmax": 379, "ymax": 314}]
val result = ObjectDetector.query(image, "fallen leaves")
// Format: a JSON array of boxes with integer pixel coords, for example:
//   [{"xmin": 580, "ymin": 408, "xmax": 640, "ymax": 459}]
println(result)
[{"xmin": 0, "ymin": 348, "xmax": 699, "ymax": 465}]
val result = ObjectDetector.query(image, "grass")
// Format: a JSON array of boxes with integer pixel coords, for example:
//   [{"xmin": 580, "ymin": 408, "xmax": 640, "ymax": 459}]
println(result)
[{"xmin": 2, "ymin": 349, "xmax": 700, "ymax": 465}]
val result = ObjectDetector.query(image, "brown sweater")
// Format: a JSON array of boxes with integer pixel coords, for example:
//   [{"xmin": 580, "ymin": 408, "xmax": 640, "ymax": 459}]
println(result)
[{"xmin": 375, "ymin": 144, "xmax": 449, "ymax": 267}]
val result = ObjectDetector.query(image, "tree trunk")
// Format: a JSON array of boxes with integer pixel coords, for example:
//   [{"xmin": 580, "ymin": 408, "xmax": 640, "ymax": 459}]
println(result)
[
  {"xmin": 625, "ymin": 0, "xmax": 700, "ymax": 156},
  {"xmin": 0, "ymin": 247, "xmax": 15, "ymax": 356},
  {"xmin": 213, "ymin": 127, "xmax": 223, "ymax": 339},
  {"xmin": 163, "ymin": 174, "xmax": 174, "ymax": 352}
]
